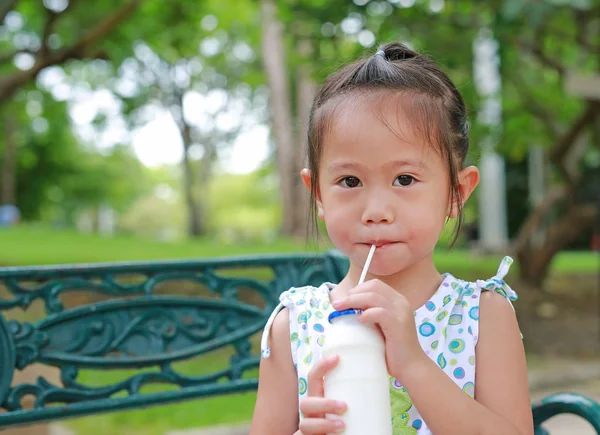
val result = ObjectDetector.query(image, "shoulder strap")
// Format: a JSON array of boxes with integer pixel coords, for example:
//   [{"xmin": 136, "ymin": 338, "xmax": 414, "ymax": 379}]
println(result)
[
  {"xmin": 260, "ymin": 300, "xmax": 286, "ymax": 359},
  {"xmin": 474, "ymin": 256, "xmax": 523, "ymax": 339},
  {"xmin": 260, "ymin": 286, "xmax": 320, "ymax": 359},
  {"xmin": 475, "ymin": 256, "xmax": 518, "ymax": 302}
]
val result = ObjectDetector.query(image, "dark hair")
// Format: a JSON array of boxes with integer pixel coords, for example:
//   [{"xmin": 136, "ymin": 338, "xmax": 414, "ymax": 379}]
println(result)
[{"xmin": 306, "ymin": 42, "xmax": 470, "ymax": 246}]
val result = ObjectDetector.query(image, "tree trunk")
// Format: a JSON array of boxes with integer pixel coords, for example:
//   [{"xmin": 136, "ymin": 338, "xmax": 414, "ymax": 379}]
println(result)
[
  {"xmin": 167, "ymin": 89, "xmax": 205, "ymax": 238},
  {"xmin": 260, "ymin": 0, "xmax": 300, "ymax": 237},
  {"xmin": 198, "ymin": 139, "xmax": 216, "ymax": 186},
  {"xmin": 516, "ymin": 202, "xmax": 597, "ymax": 288},
  {"xmin": 293, "ymin": 38, "xmax": 316, "ymax": 238},
  {"xmin": 1, "ymin": 111, "xmax": 17, "ymax": 205},
  {"xmin": 180, "ymin": 122, "xmax": 204, "ymax": 237}
]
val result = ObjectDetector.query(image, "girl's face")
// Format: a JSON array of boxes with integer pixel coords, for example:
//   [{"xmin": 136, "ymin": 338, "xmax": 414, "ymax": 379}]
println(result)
[{"xmin": 303, "ymin": 95, "xmax": 479, "ymax": 280}]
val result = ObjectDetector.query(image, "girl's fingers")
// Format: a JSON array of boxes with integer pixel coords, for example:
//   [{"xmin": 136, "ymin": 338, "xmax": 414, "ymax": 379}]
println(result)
[
  {"xmin": 307, "ymin": 355, "xmax": 340, "ymax": 397},
  {"xmin": 300, "ymin": 397, "xmax": 347, "ymax": 417},
  {"xmin": 347, "ymin": 281, "xmax": 411, "ymax": 311},
  {"xmin": 333, "ymin": 292, "xmax": 388, "ymax": 312},
  {"xmin": 299, "ymin": 417, "xmax": 345, "ymax": 434},
  {"xmin": 349, "ymin": 279, "xmax": 398, "ymax": 299},
  {"xmin": 298, "ymin": 356, "xmax": 345, "ymax": 434},
  {"xmin": 358, "ymin": 307, "xmax": 397, "ymax": 332}
]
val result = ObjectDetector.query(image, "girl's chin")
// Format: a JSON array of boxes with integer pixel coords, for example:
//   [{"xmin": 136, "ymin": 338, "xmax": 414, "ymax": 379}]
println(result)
[
  {"xmin": 352, "ymin": 255, "xmax": 410, "ymax": 278},
  {"xmin": 363, "ymin": 264, "xmax": 406, "ymax": 278}
]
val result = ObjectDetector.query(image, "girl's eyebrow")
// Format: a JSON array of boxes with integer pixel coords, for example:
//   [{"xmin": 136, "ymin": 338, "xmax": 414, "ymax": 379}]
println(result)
[
  {"xmin": 328, "ymin": 162, "xmax": 363, "ymax": 173},
  {"xmin": 328, "ymin": 159, "xmax": 426, "ymax": 173}
]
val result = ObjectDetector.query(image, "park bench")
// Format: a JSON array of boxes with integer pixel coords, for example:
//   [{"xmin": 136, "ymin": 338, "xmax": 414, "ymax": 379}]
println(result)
[{"xmin": 0, "ymin": 250, "xmax": 599, "ymax": 433}]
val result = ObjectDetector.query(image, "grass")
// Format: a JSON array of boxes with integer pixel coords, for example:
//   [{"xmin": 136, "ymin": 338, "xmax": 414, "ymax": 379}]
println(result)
[
  {"xmin": 67, "ymin": 391, "xmax": 257, "ymax": 435},
  {"xmin": 0, "ymin": 225, "xmax": 314, "ymax": 266},
  {"xmin": 0, "ymin": 225, "xmax": 597, "ymax": 433},
  {"xmin": 545, "ymin": 250, "xmax": 599, "ymax": 273},
  {"xmin": 65, "ymin": 342, "xmax": 260, "ymax": 435},
  {"xmin": 0, "ymin": 225, "xmax": 596, "ymax": 277}
]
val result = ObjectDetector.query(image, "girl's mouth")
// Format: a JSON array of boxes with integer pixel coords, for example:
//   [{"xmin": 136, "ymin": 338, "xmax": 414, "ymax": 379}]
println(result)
[{"xmin": 362, "ymin": 241, "xmax": 399, "ymax": 249}]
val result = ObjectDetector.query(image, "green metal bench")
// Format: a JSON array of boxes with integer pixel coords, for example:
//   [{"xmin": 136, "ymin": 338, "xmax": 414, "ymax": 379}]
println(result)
[{"xmin": 0, "ymin": 251, "xmax": 598, "ymax": 433}]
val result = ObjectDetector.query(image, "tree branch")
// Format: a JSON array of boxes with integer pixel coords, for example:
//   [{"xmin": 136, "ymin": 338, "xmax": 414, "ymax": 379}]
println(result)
[
  {"xmin": 521, "ymin": 11, "xmax": 600, "ymax": 57},
  {"xmin": 593, "ymin": 115, "xmax": 600, "ymax": 152},
  {"xmin": 534, "ymin": 50, "xmax": 565, "ymax": 77},
  {"xmin": 531, "ymin": 102, "xmax": 598, "ymax": 193},
  {"xmin": 0, "ymin": 0, "xmax": 142, "ymax": 102},
  {"xmin": 1, "ymin": 0, "xmax": 79, "ymax": 64},
  {"xmin": 519, "ymin": 201, "xmax": 597, "ymax": 286},
  {"xmin": 544, "ymin": 202, "xmax": 597, "ymax": 255},
  {"xmin": 517, "ymin": 40, "xmax": 566, "ymax": 76},
  {"xmin": 508, "ymin": 74, "xmax": 561, "ymax": 138},
  {"xmin": 513, "ymin": 186, "xmax": 567, "ymax": 254},
  {"xmin": 41, "ymin": 11, "xmax": 61, "ymax": 52},
  {"xmin": 41, "ymin": 0, "xmax": 82, "ymax": 54},
  {"xmin": 574, "ymin": 9, "xmax": 589, "ymax": 51},
  {"xmin": 0, "ymin": 0, "xmax": 18, "ymax": 25},
  {"xmin": 549, "ymin": 102, "xmax": 600, "ymax": 167},
  {"xmin": 518, "ymin": 22, "xmax": 567, "ymax": 77},
  {"xmin": 549, "ymin": 28, "xmax": 600, "ymax": 53},
  {"xmin": 71, "ymin": 0, "xmax": 139, "ymax": 53}
]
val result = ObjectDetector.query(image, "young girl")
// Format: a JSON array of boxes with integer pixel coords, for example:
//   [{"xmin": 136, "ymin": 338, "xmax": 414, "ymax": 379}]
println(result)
[{"xmin": 250, "ymin": 42, "xmax": 533, "ymax": 435}]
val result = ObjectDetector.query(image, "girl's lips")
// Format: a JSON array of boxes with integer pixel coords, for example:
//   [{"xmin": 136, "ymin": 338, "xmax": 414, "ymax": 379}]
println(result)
[{"xmin": 361, "ymin": 241, "xmax": 399, "ymax": 249}]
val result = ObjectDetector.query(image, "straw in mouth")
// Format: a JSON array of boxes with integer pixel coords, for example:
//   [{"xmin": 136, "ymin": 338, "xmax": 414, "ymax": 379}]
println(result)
[{"xmin": 358, "ymin": 244, "xmax": 376, "ymax": 285}]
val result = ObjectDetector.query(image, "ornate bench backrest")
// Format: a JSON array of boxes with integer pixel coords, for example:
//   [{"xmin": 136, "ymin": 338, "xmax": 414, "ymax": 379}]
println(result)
[{"xmin": 0, "ymin": 251, "xmax": 348, "ymax": 429}]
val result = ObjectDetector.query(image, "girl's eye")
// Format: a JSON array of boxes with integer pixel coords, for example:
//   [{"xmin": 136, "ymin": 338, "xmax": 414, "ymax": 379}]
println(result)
[
  {"xmin": 394, "ymin": 175, "xmax": 415, "ymax": 187},
  {"xmin": 340, "ymin": 177, "xmax": 361, "ymax": 188}
]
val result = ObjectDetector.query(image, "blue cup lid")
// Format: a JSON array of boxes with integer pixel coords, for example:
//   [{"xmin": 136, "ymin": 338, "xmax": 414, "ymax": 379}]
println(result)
[{"xmin": 328, "ymin": 308, "xmax": 363, "ymax": 323}]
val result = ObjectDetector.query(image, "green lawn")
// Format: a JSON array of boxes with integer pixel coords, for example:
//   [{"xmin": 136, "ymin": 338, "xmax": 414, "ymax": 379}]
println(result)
[
  {"xmin": 0, "ymin": 225, "xmax": 314, "ymax": 265},
  {"xmin": 0, "ymin": 226, "xmax": 597, "ymax": 433},
  {"xmin": 66, "ymin": 344, "xmax": 260, "ymax": 435},
  {"xmin": 0, "ymin": 225, "xmax": 596, "ymax": 277}
]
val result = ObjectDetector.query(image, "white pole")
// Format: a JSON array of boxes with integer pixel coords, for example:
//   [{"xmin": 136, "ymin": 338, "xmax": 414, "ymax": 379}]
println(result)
[{"xmin": 473, "ymin": 28, "xmax": 509, "ymax": 252}]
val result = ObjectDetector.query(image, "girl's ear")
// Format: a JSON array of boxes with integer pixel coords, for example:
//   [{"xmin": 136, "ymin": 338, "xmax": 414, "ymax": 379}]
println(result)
[
  {"xmin": 448, "ymin": 166, "xmax": 480, "ymax": 218},
  {"xmin": 301, "ymin": 168, "xmax": 324, "ymax": 220}
]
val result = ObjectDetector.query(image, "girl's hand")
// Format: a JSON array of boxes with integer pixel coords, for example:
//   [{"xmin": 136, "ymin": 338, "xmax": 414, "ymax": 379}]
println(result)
[
  {"xmin": 297, "ymin": 355, "xmax": 347, "ymax": 434},
  {"xmin": 332, "ymin": 279, "xmax": 425, "ymax": 380}
]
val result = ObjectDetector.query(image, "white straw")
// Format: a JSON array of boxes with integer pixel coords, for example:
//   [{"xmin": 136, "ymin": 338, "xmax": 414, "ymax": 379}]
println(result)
[{"xmin": 358, "ymin": 244, "xmax": 376, "ymax": 285}]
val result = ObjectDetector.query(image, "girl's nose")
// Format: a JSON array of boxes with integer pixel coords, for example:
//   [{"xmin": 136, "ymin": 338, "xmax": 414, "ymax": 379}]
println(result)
[{"xmin": 361, "ymin": 195, "xmax": 395, "ymax": 225}]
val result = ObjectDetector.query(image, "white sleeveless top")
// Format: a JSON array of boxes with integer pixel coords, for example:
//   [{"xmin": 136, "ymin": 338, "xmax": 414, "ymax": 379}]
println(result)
[{"xmin": 261, "ymin": 256, "xmax": 519, "ymax": 435}]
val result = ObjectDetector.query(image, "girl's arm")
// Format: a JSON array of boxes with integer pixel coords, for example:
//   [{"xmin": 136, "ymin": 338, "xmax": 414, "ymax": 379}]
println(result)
[
  {"xmin": 400, "ymin": 291, "xmax": 534, "ymax": 435},
  {"xmin": 473, "ymin": 290, "xmax": 533, "ymax": 433},
  {"xmin": 250, "ymin": 308, "xmax": 300, "ymax": 435}
]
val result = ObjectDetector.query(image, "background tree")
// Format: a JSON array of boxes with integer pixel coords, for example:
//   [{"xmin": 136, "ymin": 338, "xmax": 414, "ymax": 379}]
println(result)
[{"xmin": 499, "ymin": 0, "xmax": 599, "ymax": 289}]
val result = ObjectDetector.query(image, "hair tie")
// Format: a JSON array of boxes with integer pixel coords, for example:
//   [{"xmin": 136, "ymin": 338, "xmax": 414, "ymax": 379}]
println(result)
[{"xmin": 375, "ymin": 50, "xmax": 385, "ymax": 58}]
